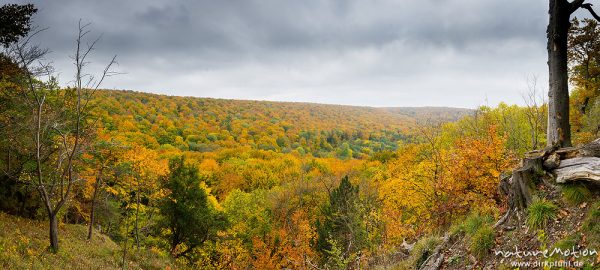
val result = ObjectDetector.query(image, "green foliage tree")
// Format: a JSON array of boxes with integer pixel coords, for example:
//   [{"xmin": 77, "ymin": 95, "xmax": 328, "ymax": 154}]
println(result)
[
  {"xmin": 1, "ymin": 18, "xmax": 116, "ymax": 251},
  {"xmin": 82, "ymin": 135, "xmax": 127, "ymax": 240},
  {"xmin": 337, "ymin": 142, "xmax": 353, "ymax": 160},
  {"xmin": 0, "ymin": 3, "xmax": 40, "ymax": 219},
  {"xmin": 160, "ymin": 156, "xmax": 227, "ymax": 259},
  {"xmin": 0, "ymin": 3, "xmax": 37, "ymax": 47},
  {"xmin": 316, "ymin": 176, "xmax": 369, "ymax": 268}
]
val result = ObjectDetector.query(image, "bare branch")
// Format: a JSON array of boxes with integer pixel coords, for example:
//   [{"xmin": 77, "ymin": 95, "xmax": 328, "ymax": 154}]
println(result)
[
  {"xmin": 570, "ymin": 0, "xmax": 586, "ymax": 14},
  {"xmin": 582, "ymin": 3, "xmax": 600, "ymax": 21}
]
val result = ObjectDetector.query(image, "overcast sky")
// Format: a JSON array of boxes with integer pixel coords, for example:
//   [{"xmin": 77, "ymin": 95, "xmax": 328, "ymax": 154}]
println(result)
[{"xmin": 8, "ymin": 0, "xmax": 594, "ymax": 108}]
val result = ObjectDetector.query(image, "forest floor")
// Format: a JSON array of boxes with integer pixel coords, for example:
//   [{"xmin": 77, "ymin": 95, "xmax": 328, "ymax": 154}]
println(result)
[
  {"xmin": 0, "ymin": 211, "xmax": 173, "ymax": 270},
  {"xmin": 443, "ymin": 184, "xmax": 600, "ymax": 269}
]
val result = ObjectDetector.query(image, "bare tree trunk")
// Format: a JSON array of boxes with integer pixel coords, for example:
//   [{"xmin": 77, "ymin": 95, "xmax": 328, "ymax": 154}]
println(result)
[
  {"xmin": 122, "ymin": 176, "xmax": 132, "ymax": 270},
  {"xmin": 49, "ymin": 213, "xmax": 59, "ymax": 251},
  {"xmin": 135, "ymin": 180, "xmax": 141, "ymax": 250},
  {"xmin": 122, "ymin": 224, "xmax": 129, "ymax": 270},
  {"xmin": 87, "ymin": 168, "xmax": 103, "ymax": 240},
  {"xmin": 547, "ymin": 0, "xmax": 573, "ymax": 147},
  {"xmin": 496, "ymin": 151, "xmax": 548, "ymax": 228}
]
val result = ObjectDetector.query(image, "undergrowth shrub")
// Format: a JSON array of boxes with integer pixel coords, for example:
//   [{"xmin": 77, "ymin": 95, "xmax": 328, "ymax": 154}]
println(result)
[
  {"xmin": 583, "ymin": 202, "xmax": 600, "ymax": 246},
  {"xmin": 469, "ymin": 225, "xmax": 495, "ymax": 258},
  {"xmin": 464, "ymin": 212, "xmax": 494, "ymax": 235},
  {"xmin": 450, "ymin": 211, "xmax": 494, "ymax": 236},
  {"xmin": 527, "ymin": 198, "xmax": 557, "ymax": 229},
  {"xmin": 561, "ymin": 184, "xmax": 591, "ymax": 205},
  {"xmin": 396, "ymin": 236, "xmax": 441, "ymax": 270},
  {"xmin": 450, "ymin": 211, "xmax": 496, "ymax": 259},
  {"xmin": 550, "ymin": 234, "xmax": 581, "ymax": 260}
]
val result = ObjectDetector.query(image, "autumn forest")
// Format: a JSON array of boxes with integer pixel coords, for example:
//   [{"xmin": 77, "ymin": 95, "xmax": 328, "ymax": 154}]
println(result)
[{"xmin": 2, "ymin": 2, "xmax": 600, "ymax": 270}]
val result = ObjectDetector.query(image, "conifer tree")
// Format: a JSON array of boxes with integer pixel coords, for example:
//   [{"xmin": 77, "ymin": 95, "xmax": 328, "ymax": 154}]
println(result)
[{"xmin": 160, "ymin": 156, "xmax": 226, "ymax": 259}]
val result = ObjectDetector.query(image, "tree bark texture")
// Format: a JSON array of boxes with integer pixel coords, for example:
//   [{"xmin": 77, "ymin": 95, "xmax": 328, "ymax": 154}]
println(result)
[
  {"xmin": 50, "ymin": 213, "xmax": 59, "ymax": 251},
  {"xmin": 87, "ymin": 168, "xmax": 103, "ymax": 240},
  {"xmin": 547, "ymin": 0, "xmax": 573, "ymax": 147}
]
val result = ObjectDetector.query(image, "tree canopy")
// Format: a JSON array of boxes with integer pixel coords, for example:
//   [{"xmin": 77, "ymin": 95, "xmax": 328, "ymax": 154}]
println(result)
[{"xmin": 0, "ymin": 4, "xmax": 37, "ymax": 47}]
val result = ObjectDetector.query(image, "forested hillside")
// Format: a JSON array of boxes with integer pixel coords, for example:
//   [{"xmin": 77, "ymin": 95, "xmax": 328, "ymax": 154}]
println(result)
[
  {"xmin": 2, "ymin": 86, "xmax": 550, "ymax": 268},
  {"xmin": 2, "ymin": 2, "xmax": 600, "ymax": 270},
  {"xmin": 92, "ymin": 90, "xmax": 475, "ymax": 157},
  {"xmin": 94, "ymin": 90, "xmax": 416, "ymax": 158},
  {"xmin": 382, "ymin": 107, "xmax": 473, "ymax": 123}
]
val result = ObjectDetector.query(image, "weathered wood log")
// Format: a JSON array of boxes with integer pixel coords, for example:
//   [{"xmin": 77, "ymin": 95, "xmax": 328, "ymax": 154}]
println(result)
[
  {"xmin": 525, "ymin": 145, "xmax": 558, "ymax": 159},
  {"xmin": 400, "ymin": 239, "xmax": 415, "ymax": 252},
  {"xmin": 419, "ymin": 234, "xmax": 450, "ymax": 270},
  {"xmin": 495, "ymin": 155, "xmax": 545, "ymax": 227},
  {"xmin": 496, "ymin": 138, "xmax": 600, "ymax": 227},
  {"xmin": 554, "ymin": 157, "xmax": 600, "ymax": 184},
  {"xmin": 556, "ymin": 147, "xmax": 580, "ymax": 159},
  {"xmin": 579, "ymin": 138, "xmax": 600, "ymax": 157},
  {"xmin": 543, "ymin": 153, "xmax": 561, "ymax": 170},
  {"xmin": 493, "ymin": 207, "xmax": 512, "ymax": 229},
  {"xmin": 542, "ymin": 138, "xmax": 600, "ymax": 160},
  {"xmin": 509, "ymin": 157, "xmax": 544, "ymax": 210}
]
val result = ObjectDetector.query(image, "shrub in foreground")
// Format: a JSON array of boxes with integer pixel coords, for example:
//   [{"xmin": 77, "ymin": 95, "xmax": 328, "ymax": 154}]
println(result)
[{"xmin": 527, "ymin": 198, "xmax": 557, "ymax": 229}]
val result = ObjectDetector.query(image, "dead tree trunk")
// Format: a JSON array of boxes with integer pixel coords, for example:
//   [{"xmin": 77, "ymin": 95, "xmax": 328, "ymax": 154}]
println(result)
[
  {"xmin": 419, "ymin": 234, "xmax": 451, "ymax": 270},
  {"xmin": 496, "ymin": 155, "xmax": 545, "ymax": 227},
  {"xmin": 546, "ymin": 1, "xmax": 600, "ymax": 147},
  {"xmin": 497, "ymin": 138, "xmax": 600, "ymax": 227},
  {"xmin": 547, "ymin": 0, "xmax": 575, "ymax": 147}
]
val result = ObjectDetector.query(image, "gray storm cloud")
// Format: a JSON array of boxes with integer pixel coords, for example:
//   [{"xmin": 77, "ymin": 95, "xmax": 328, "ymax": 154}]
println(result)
[{"xmin": 8, "ymin": 0, "xmax": 587, "ymax": 107}]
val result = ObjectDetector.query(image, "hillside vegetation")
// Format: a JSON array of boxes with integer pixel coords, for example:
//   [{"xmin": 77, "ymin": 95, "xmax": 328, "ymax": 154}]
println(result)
[
  {"xmin": 2, "ymin": 5, "xmax": 600, "ymax": 270},
  {"xmin": 2, "ymin": 86, "xmax": 547, "ymax": 268},
  {"xmin": 0, "ymin": 211, "xmax": 172, "ymax": 270},
  {"xmin": 2, "ymin": 71, "xmax": 597, "ymax": 269},
  {"xmin": 92, "ymin": 90, "xmax": 472, "ymax": 158},
  {"xmin": 382, "ymin": 107, "xmax": 473, "ymax": 123},
  {"xmin": 2, "ymin": 83, "xmax": 598, "ymax": 269}
]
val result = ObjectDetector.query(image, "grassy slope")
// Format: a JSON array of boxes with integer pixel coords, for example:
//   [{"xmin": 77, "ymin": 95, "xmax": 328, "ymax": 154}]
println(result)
[{"xmin": 0, "ymin": 211, "xmax": 172, "ymax": 270}]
